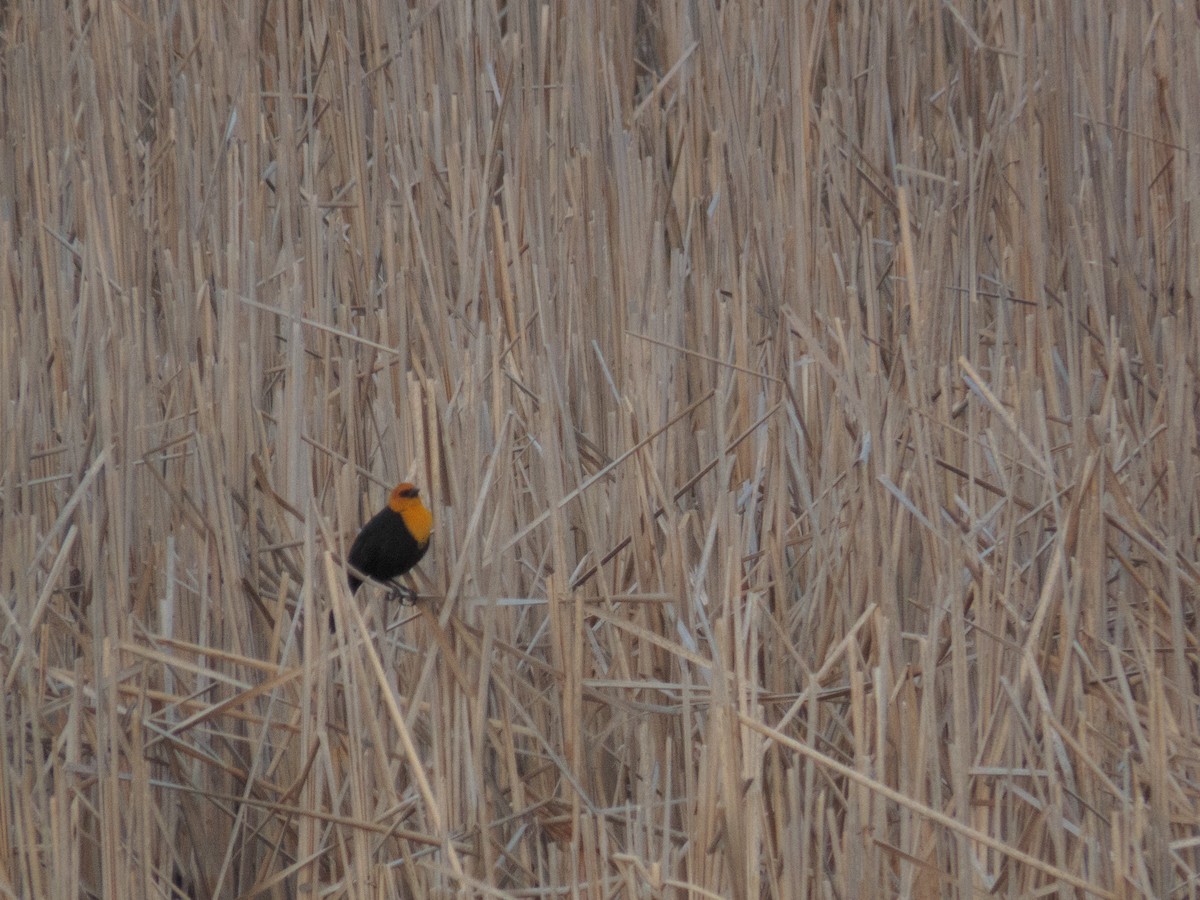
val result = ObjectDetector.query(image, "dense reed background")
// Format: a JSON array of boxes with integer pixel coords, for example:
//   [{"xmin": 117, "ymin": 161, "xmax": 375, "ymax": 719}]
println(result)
[{"xmin": 3, "ymin": 1, "xmax": 1199, "ymax": 896}]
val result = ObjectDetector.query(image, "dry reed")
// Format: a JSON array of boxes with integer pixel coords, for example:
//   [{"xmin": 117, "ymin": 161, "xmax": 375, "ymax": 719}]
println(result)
[{"xmin": 2, "ymin": 1, "xmax": 1198, "ymax": 897}]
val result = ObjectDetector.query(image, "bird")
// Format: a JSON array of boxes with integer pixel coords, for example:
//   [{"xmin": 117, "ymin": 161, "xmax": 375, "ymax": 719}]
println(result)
[{"xmin": 343, "ymin": 481, "xmax": 432, "ymax": 611}]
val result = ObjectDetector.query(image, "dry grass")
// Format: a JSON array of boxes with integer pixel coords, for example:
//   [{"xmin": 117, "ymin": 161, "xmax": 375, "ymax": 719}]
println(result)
[{"xmin": 2, "ymin": 1, "xmax": 1199, "ymax": 897}]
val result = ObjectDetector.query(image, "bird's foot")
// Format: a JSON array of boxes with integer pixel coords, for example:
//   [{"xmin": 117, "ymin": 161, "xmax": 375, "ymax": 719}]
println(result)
[{"xmin": 386, "ymin": 582, "xmax": 419, "ymax": 605}]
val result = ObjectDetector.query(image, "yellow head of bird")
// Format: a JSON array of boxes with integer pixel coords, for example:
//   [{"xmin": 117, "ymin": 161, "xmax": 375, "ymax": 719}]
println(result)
[{"xmin": 388, "ymin": 482, "xmax": 433, "ymax": 545}]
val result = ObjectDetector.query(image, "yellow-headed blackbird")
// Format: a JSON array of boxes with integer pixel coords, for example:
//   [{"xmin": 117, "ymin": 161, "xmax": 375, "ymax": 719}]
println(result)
[{"xmin": 347, "ymin": 482, "xmax": 432, "ymax": 596}]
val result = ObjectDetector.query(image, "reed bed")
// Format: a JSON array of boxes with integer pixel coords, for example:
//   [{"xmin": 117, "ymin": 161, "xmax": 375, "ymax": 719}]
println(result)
[{"xmin": 2, "ymin": 1, "xmax": 1198, "ymax": 897}]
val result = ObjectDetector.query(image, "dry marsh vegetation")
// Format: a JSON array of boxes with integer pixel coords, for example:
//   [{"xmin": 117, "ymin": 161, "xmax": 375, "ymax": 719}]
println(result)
[{"xmin": 3, "ymin": 1, "xmax": 1199, "ymax": 897}]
